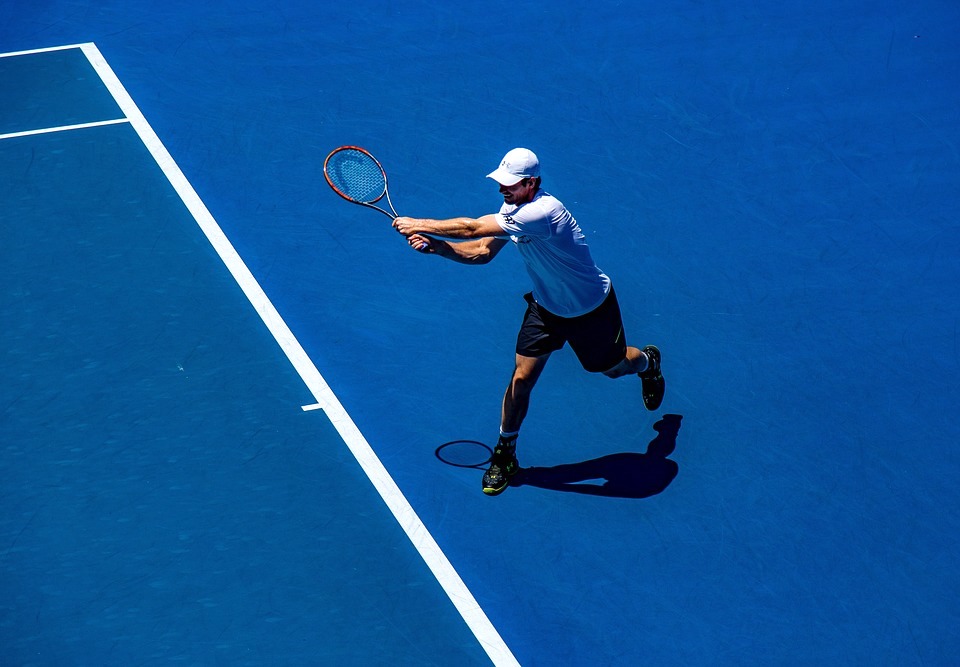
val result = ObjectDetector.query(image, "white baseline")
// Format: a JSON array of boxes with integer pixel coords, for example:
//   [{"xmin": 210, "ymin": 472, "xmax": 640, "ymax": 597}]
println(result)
[{"xmin": 0, "ymin": 118, "xmax": 129, "ymax": 141}]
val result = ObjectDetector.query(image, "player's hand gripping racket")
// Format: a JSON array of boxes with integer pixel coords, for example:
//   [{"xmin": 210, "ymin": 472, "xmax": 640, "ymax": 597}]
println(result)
[{"xmin": 323, "ymin": 146, "xmax": 399, "ymax": 219}]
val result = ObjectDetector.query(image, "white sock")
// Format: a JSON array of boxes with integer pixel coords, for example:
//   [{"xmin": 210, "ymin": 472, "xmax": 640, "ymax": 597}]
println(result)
[{"xmin": 638, "ymin": 351, "xmax": 649, "ymax": 374}]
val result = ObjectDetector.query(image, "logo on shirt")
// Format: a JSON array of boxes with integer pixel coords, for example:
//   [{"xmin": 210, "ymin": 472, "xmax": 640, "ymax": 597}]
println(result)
[
  {"xmin": 503, "ymin": 213, "xmax": 531, "ymax": 244},
  {"xmin": 503, "ymin": 214, "xmax": 532, "ymax": 244}
]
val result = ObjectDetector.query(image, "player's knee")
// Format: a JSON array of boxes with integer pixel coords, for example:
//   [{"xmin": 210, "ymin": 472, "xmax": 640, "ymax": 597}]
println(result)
[
  {"xmin": 510, "ymin": 366, "xmax": 542, "ymax": 396},
  {"xmin": 510, "ymin": 371, "xmax": 536, "ymax": 394}
]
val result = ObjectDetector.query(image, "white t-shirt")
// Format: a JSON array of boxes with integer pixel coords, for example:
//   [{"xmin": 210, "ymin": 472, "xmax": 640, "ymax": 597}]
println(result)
[{"xmin": 495, "ymin": 190, "xmax": 611, "ymax": 317}]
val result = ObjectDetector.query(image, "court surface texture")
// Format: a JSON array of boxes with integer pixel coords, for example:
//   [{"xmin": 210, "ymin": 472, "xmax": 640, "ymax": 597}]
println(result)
[{"xmin": 2, "ymin": 2, "xmax": 958, "ymax": 665}]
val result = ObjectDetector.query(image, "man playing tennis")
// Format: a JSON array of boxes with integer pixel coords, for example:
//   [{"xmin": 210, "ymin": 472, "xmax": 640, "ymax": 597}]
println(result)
[{"xmin": 392, "ymin": 148, "xmax": 664, "ymax": 496}]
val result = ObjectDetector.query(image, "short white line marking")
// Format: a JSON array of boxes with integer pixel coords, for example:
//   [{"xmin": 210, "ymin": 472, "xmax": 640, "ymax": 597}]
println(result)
[
  {"xmin": 70, "ymin": 42, "xmax": 518, "ymax": 667},
  {"xmin": 0, "ymin": 118, "xmax": 129, "ymax": 141},
  {"xmin": 301, "ymin": 403, "xmax": 324, "ymax": 412},
  {"xmin": 0, "ymin": 43, "xmax": 92, "ymax": 58}
]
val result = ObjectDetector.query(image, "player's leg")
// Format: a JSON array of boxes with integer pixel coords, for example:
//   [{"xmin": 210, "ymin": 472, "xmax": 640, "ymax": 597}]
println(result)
[
  {"xmin": 501, "ymin": 352, "xmax": 551, "ymax": 435},
  {"xmin": 567, "ymin": 287, "xmax": 665, "ymax": 411},
  {"xmin": 600, "ymin": 346, "xmax": 664, "ymax": 410},
  {"xmin": 601, "ymin": 346, "xmax": 647, "ymax": 378},
  {"xmin": 483, "ymin": 353, "xmax": 550, "ymax": 496}
]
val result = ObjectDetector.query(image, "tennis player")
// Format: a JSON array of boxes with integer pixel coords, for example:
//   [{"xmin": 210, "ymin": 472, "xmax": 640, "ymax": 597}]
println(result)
[{"xmin": 392, "ymin": 148, "xmax": 664, "ymax": 495}]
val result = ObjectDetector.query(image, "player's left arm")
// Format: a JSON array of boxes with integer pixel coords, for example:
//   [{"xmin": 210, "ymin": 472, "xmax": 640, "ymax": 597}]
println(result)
[
  {"xmin": 393, "ymin": 214, "xmax": 504, "ymax": 239},
  {"xmin": 407, "ymin": 234, "xmax": 508, "ymax": 264}
]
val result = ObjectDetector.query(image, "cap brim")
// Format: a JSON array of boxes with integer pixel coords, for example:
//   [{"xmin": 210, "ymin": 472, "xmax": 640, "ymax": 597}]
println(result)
[{"xmin": 486, "ymin": 168, "xmax": 524, "ymax": 186}]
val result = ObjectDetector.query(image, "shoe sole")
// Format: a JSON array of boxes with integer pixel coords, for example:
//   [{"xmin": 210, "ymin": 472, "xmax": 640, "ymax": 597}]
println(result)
[
  {"xmin": 642, "ymin": 376, "xmax": 665, "ymax": 411},
  {"xmin": 640, "ymin": 345, "xmax": 665, "ymax": 411}
]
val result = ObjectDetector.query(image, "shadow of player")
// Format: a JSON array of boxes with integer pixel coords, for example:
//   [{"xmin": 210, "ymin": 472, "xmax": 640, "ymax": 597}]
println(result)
[{"xmin": 511, "ymin": 414, "xmax": 683, "ymax": 498}]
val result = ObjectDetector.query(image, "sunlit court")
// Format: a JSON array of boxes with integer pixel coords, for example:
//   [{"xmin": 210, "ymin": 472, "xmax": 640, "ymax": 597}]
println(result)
[{"xmin": 2, "ymin": 3, "xmax": 958, "ymax": 665}]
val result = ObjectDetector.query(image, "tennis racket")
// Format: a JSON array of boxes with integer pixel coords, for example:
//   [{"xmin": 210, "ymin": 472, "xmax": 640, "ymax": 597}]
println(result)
[{"xmin": 323, "ymin": 146, "xmax": 399, "ymax": 219}]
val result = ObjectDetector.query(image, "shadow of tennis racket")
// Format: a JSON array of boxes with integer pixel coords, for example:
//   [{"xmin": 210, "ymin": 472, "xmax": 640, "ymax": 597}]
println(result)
[{"xmin": 435, "ymin": 440, "xmax": 493, "ymax": 470}]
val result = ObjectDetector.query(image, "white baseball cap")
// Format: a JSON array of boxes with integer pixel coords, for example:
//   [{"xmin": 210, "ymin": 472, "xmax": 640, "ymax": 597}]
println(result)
[{"xmin": 486, "ymin": 148, "xmax": 540, "ymax": 186}]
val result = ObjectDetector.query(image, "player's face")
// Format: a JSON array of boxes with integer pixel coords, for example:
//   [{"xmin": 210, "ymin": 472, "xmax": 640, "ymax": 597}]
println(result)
[{"xmin": 499, "ymin": 178, "xmax": 538, "ymax": 205}]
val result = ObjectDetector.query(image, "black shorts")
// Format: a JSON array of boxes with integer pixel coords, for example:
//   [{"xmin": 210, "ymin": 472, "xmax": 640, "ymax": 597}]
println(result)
[{"xmin": 515, "ymin": 287, "xmax": 628, "ymax": 373}]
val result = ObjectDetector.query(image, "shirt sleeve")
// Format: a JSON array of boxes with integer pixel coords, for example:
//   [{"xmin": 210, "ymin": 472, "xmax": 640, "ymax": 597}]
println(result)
[{"xmin": 495, "ymin": 200, "xmax": 553, "ymax": 240}]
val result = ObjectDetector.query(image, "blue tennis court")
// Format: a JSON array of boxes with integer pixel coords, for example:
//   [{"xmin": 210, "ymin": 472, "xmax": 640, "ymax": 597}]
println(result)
[{"xmin": 2, "ymin": 2, "xmax": 958, "ymax": 665}]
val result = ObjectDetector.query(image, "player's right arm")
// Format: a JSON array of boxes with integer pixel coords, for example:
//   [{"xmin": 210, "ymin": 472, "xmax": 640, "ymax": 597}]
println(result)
[{"xmin": 394, "ymin": 214, "xmax": 504, "ymax": 239}]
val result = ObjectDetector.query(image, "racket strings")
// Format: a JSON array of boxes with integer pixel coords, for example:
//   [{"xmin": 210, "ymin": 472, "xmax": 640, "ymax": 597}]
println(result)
[{"xmin": 326, "ymin": 149, "xmax": 387, "ymax": 204}]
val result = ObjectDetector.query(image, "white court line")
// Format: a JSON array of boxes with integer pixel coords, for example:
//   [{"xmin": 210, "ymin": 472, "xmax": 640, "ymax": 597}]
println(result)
[
  {"xmin": 0, "ymin": 42, "xmax": 91, "ymax": 58},
  {"xmin": 61, "ymin": 42, "xmax": 520, "ymax": 667},
  {"xmin": 0, "ymin": 118, "xmax": 129, "ymax": 141}
]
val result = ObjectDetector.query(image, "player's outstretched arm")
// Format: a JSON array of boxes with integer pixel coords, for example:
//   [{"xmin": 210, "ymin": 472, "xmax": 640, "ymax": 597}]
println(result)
[{"xmin": 393, "ymin": 214, "xmax": 503, "ymax": 239}]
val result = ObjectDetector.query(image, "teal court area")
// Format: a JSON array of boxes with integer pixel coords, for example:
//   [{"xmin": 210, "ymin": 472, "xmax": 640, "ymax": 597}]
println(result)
[{"xmin": 2, "ymin": 3, "xmax": 959, "ymax": 665}]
